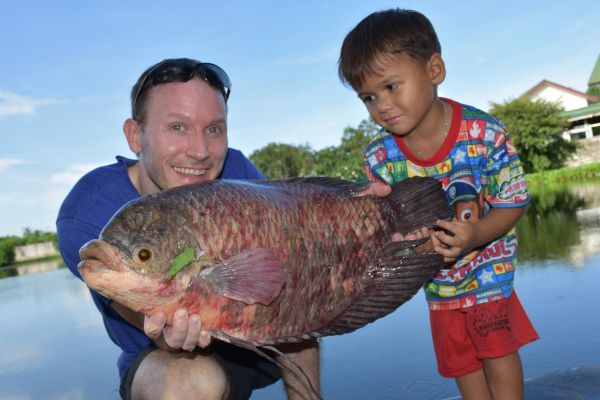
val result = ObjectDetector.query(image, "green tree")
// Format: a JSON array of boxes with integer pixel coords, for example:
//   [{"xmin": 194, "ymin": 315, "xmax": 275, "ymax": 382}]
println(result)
[
  {"xmin": 0, "ymin": 236, "xmax": 20, "ymax": 266},
  {"xmin": 314, "ymin": 119, "xmax": 378, "ymax": 181},
  {"xmin": 249, "ymin": 143, "xmax": 315, "ymax": 178},
  {"xmin": 489, "ymin": 98, "xmax": 575, "ymax": 173},
  {"xmin": 21, "ymin": 228, "xmax": 57, "ymax": 245}
]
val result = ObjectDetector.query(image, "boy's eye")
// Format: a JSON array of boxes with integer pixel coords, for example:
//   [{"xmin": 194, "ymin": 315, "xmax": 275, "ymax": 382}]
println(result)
[
  {"xmin": 361, "ymin": 94, "xmax": 375, "ymax": 104},
  {"xmin": 385, "ymin": 82, "xmax": 399, "ymax": 91}
]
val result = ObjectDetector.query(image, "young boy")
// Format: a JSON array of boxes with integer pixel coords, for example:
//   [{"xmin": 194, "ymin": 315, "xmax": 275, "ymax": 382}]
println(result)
[{"xmin": 338, "ymin": 9, "xmax": 539, "ymax": 400}]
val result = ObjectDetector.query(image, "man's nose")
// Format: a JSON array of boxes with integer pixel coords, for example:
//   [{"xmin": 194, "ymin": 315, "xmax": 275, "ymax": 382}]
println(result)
[{"xmin": 185, "ymin": 131, "xmax": 210, "ymax": 160}]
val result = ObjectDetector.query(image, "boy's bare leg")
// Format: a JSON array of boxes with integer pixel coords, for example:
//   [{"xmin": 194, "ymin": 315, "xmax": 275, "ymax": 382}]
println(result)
[
  {"xmin": 455, "ymin": 368, "xmax": 493, "ymax": 400},
  {"xmin": 483, "ymin": 352, "xmax": 524, "ymax": 400}
]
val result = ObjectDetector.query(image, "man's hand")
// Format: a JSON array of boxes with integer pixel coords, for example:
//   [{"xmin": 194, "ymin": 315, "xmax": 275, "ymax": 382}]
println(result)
[{"xmin": 144, "ymin": 309, "xmax": 212, "ymax": 351}]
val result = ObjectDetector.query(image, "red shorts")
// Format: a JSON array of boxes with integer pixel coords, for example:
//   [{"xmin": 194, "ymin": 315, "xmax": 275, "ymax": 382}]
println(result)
[{"xmin": 429, "ymin": 291, "xmax": 539, "ymax": 378}]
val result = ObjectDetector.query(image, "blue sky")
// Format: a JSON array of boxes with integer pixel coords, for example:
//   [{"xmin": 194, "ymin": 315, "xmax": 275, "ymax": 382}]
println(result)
[{"xmin": 1, "ymin": 1, "xmax": 599, "ymax": 236}]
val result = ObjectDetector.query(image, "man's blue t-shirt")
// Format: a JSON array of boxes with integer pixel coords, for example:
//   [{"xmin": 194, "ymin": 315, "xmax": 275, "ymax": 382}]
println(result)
[{"xmin": 56, "ymin": 149, "xmax": 265, "ymax": 377}]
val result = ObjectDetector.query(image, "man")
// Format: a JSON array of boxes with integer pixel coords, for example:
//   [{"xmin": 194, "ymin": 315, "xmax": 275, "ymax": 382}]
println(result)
[{"xmin": 57, "ymin": 58, "xmax": 319, "ymax": 399}]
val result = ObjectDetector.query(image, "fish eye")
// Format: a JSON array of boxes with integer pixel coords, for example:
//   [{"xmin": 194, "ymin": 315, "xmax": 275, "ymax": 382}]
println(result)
[{"xmin": 133, "ymin": 246, "xmax": 152, "ymax": 263}]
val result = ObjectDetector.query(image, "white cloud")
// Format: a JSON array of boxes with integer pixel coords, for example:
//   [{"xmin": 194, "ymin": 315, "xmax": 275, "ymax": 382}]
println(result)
[
  {"xmin": 50, "ymin": 163, "xmax": 106, "ymax": 185},
  {"xmin": 0, "ymin": 90, "xmax": 63, "ymax": 117},
  {"xmin": 0, "ymin": 158, "xmax": 29, "ymax": 173},
  {"xmin": 0, "ymin": 193, "xmax": 20, "ymax": 206}
]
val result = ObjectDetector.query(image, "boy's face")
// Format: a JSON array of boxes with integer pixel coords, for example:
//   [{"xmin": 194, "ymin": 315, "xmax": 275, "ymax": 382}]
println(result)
[{"xmin": 357, "ymin": 53, "xmax": 445, "ymax": 136}]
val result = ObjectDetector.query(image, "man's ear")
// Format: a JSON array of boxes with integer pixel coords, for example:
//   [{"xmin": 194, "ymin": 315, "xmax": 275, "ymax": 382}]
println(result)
[
  {"xmin": 428, "ymin": 53, "xmax": 446, "ymax": 85},
  {"xmin": 123, "ymin": 118, "xmax": 142, "ymax": 154}
]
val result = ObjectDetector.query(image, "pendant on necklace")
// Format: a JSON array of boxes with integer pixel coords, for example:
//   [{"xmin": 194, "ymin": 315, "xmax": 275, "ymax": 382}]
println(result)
[{"xmin": 405, "ymin": 102, "xmax": 449, "ymax": 160}]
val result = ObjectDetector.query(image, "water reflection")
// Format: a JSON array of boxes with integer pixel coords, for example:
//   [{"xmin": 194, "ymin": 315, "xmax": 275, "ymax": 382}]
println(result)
[
  {"xmin": 517, "ymin": 180, "xmax": 600, "ymax": 266},
  {"xmin": 0, "ymin": 258, "xmax": 64, "ymax": 279}
]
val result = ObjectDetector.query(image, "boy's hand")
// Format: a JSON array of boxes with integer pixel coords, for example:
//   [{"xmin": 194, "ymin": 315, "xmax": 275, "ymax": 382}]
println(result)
[
  {"xmin": 145, "ymin": 310, "xmax": 212, "ymax": 351},
  {"xmin": 431, "ymin": 219, "xmax": 478, "ymax": 262},
  {"xmin": 354, "ymin": 181, "xmax": 391, "ymax": 198}
]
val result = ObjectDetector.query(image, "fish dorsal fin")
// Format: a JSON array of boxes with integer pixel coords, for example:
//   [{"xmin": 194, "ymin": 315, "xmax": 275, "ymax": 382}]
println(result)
[
  {"xmin": 311, "ymin": 240, "xmax": 443, "ymax": 337},
  {"xmin": 201, "ymin": 248, "xmax": 284, "ymax": 306},
  {"xmin": 260, "ymin": 177, "xmax": 371, "ymax": 199}
]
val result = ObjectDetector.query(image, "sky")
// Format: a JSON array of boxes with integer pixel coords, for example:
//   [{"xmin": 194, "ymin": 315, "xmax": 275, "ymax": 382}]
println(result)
[{"xmin": 1, "ymin": 0, "xmax": 599, "ymax": 236}]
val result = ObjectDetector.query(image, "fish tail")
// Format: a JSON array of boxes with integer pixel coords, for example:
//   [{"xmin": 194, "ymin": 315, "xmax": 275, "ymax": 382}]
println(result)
[{"xmin": 385, "ymin": 177, "xmax": 454, "ymax": 235}]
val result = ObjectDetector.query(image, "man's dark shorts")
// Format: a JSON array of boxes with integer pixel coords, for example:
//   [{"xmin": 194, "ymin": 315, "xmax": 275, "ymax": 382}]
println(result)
[{"xmin": 119, "ymin": 341, "xmax": 281, "ymax": 400}]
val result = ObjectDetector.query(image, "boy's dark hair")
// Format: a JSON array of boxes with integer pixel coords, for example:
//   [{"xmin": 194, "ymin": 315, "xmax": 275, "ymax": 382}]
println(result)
[{"xmin": 338, "ymin": 9, "xmax": 441, "ymax": 90}]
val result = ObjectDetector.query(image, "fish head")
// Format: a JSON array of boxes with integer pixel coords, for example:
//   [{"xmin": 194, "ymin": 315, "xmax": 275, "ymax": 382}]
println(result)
[{"xmin": 78, "ymin": 196, "xmax": 204, "ymax": 313}]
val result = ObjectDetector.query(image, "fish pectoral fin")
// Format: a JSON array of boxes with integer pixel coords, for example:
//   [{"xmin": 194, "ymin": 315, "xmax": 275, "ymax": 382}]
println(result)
[{"xmin": 202, "ymin": 248, "xmax": 285, "ymax": 306}]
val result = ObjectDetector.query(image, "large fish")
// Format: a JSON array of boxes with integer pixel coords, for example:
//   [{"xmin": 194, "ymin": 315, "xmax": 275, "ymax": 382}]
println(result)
[{"xmin": 79, "ymin": 177, "xmax": 453, "ymax": 347}]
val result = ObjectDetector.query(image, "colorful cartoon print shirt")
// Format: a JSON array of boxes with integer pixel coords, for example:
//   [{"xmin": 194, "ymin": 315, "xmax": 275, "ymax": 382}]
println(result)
[{"xmin": 364, "ymin": 98, "xmax": 529, "ymax": 311}]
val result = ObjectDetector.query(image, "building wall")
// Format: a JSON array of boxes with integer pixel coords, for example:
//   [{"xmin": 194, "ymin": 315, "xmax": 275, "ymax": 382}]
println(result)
[
  {"xmin": 565, "ymin": 136, "xmax": 600, "ymax": 167},
  {"xmin": 531, "ymin": 86, "xmax": 589, "ymax": 111},
  {"xmin": 14, "ymin": 241, "xmax": 58, "ymax": 262}
]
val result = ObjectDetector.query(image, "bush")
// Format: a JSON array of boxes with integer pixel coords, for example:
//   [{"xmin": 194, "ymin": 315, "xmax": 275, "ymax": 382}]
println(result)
[{"xmin": 0, "ymin": 236, "xmax": 20, "ymax": 266}]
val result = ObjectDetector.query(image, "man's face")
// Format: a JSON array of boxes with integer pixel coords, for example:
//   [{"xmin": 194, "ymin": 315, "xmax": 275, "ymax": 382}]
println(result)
[{"xmin": 127, "ymin": 78, "xmax": 228, "ymax": 195}]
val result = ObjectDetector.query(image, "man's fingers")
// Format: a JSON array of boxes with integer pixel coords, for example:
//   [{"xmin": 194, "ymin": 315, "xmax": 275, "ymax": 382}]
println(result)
[
  {"xmin": 181, "ymin": 314, "xmax": 201, "ymax": 351},
  {"xmin": 198, "ymin": 330, "xmax": 212, "ymax": 348},
  {"xmin": 144, "ymin": 312, "xmax": 167, "ymax": 340},
  {"xmin": 164, "ymin": 309, "xmax": 189, "ymax": 348}
]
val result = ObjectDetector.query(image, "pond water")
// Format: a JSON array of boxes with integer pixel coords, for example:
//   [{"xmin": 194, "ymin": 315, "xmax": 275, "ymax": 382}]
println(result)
[{"xmin": 1, "ymin": 181, "xmax": 599, "ymax": 399}]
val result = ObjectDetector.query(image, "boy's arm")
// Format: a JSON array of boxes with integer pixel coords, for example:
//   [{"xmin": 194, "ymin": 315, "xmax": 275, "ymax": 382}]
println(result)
[{"xmin": 432, "ymin": 206, "xmax": 527, "ymax": 261}]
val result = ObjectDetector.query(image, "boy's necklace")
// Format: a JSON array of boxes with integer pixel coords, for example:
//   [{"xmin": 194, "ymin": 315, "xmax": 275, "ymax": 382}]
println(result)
[{"xmin": 405, "ymin": 102, "xmax": 449, "ymax": 160}]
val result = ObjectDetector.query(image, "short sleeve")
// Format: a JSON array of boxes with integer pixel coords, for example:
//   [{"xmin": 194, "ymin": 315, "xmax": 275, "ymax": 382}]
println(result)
[{"xmin": 485, "ymin": 128, "xmax": 529, "ymax": 208}]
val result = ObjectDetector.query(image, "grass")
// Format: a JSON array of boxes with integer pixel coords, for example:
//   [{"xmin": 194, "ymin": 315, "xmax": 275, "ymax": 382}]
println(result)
[{"xmin": 526, "ymin": 162, "xmax": 600, "ymax": 187}]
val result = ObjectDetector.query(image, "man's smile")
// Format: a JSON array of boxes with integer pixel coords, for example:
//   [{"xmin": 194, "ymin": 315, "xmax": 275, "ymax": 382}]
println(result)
[{"xmin": 173, "ymin": 166, "xmax": 207, "ymax": 176}]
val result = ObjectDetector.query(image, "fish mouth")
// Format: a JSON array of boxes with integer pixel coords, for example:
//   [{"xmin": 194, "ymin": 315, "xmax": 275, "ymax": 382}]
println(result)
[
  {"xmin": 78, "ymin": 239, "xmax": 186, "ymax": 311},
  {"xmin": 79, "ymin": 239, "xmax": 127, "ymax": 273}
]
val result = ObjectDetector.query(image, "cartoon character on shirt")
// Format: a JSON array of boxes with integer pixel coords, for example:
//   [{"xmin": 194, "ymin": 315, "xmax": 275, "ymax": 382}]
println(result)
[{"xmin": 445, "ymin": 179, "xmax": 482, "ymax": 264}]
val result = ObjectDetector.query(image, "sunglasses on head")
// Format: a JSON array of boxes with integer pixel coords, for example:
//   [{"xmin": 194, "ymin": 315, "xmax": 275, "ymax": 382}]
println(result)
[{"xmin": 132, "ymin": 59, "xmax": 231, "ymax": 120}]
